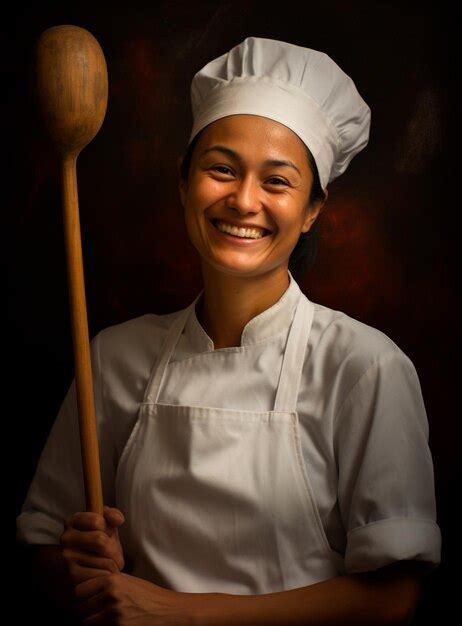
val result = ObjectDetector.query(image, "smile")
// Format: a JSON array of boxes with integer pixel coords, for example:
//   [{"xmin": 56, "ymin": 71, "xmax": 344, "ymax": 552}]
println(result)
[{"xmin": 211, "ymin": 218, "xmax": 270, "ymax": 240}]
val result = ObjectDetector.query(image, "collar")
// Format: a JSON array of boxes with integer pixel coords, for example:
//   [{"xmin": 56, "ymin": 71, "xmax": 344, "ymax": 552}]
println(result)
[{"xmin": 184, "ymin": 270, "xmax": 302, "ymax": 352}]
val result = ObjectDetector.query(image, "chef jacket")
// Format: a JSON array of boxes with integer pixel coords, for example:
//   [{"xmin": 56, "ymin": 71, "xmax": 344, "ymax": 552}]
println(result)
[{"xmin": 16, "ymin": 270, "xmax": 442, "ymax": 576}]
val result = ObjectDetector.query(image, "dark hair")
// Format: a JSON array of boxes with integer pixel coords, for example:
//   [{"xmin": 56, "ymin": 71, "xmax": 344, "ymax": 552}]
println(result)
[{"xmin": 179, "ymin": 127, "xmax": 327, "ymax": 281}]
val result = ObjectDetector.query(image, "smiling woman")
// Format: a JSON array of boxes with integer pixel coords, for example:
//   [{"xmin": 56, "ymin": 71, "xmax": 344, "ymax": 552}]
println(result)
[
  {"xmin": 17, "ymin": 36, "xmax": 441, "ymax": 626},
  {"xmin": 179, "ymin": 114, "xmax": 328, "ymax": 285},
  {"xmin": 179, "ymin": 122, "xmax": 327, "ymax": 281}
]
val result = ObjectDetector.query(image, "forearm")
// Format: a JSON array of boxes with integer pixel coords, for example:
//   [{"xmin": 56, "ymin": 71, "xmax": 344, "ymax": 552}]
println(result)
[
  {"xmin": 192, "ymin": 572, "xmax": 408, "ymax": 626},
  {"xmin": 23, "ymin": 544, "xmax": 75, "ymax": 612}
]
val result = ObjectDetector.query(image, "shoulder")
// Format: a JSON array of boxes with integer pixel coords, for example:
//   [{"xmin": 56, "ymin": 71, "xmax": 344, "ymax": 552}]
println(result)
[
  {"xmin": 96, "ymin": 309, "xmax": 183, "ymax": 343},
  {"xmin": 302, "ymin": 302, "xmax": 431, "ymax": 451},
  {"xmin": 308, "ymin": 298, "xmax": 416, "ymax": 387},
  {"xmin": 91, "ymin": 308, "xmax": 187, "ymax": 371}
]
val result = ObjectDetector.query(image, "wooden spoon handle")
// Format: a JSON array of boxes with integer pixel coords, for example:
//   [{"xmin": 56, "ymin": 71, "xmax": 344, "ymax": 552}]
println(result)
[{"xmin": 61, "ymin": 154, "xmax": 104, "ymax": 514}]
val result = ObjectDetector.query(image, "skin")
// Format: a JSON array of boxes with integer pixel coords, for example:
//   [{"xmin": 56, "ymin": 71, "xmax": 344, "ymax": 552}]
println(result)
[
  {"xmin": 60, "ymin": 508, "xmax": 194, "ymax": 624},
  {"xmin": 60, "ymin": 506, "xmax": 126, "ymax": 585},
  {"xmin": 178, "ymin": 114, "xmax": 328, "ymax": 348},
  {"xmin": 56, "ymin": 115, "xmax": 424, "ymax": 624}
]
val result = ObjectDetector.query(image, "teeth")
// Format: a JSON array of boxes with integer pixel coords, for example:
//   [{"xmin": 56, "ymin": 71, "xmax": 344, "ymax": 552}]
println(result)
[{"xmin": 214, "ymin": 220, "xmax": 266, "ymax": 239}]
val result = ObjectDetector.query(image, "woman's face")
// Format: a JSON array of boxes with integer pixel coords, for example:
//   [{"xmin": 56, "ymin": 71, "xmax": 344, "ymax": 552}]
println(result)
[{"xmin": 179, "ymin": 114, "xmax": 327, "ymax": 278}]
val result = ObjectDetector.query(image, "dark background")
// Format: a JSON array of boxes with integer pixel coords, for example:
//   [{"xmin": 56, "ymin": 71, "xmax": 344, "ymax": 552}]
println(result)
[{"xmin": 8, "ymin": 2, "xmax": 456, "ymax": 623}]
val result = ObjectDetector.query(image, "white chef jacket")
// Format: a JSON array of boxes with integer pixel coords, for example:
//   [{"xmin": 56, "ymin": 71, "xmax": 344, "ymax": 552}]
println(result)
[{"xmin": 16, "ymin": 270, "xmax": 442, "ymax": 575}]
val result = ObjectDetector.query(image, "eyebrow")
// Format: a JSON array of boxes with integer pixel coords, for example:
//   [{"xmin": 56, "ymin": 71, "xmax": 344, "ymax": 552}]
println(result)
[{"xmin": 201, "ymin": 145, "xmax": 302, "ymax": 176}]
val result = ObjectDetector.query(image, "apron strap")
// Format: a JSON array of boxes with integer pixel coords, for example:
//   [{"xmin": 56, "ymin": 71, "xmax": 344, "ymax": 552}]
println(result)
[
  {"xmin": 143, "ymin": 301, "xmax": 197, "ymax": 404},
  {"xmin": 273, "ymin": 295, "xmax": 314, "ymax": 413}
]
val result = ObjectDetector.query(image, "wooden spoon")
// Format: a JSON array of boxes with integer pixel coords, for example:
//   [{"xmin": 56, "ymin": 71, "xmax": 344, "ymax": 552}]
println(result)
[{"xmin": 33, "ymin": 24, "xmax": 108, "ymax": 514}]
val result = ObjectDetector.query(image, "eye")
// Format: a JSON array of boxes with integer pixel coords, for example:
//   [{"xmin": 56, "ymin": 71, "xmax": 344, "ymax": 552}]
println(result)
[
  {"xmin": 267, "ymin": 177, "xmax": 289, "ymax": 186},
  {"xmin": 212, "ymin": 165, "xmax": 233, "ymax": 175}
]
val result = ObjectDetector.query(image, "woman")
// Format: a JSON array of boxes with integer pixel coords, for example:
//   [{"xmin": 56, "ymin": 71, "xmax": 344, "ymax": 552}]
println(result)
[{"xmin": 17, "ymin": 37, "xmax": 441, "ymax": 625}]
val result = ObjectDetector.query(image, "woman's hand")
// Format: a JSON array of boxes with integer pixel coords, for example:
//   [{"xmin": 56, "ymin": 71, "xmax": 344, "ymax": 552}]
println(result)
[
  {"xmin": 74, "ymin": 572, "xmax": 196, "ymax": 626},
  {"xmin": 59, "ymin": 505, "xmax": 126, "ymax": 586}
]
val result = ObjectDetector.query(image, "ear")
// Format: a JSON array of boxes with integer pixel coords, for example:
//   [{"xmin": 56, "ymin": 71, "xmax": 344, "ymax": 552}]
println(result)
[{"xmin": 301, "ymin": 189, "xmax": 329, "ymax": 233}]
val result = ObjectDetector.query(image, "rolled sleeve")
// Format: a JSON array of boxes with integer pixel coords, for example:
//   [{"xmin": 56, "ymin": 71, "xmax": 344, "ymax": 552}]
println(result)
[
  {"xmin": 334, "ymin": 348, "xmax": 442, "ymax": 574},
  {"xmin": 345, "ymin": 517, "xmax": 441, "ymax": 574},
  {"xmin": 16, "ymin": 331, "xmax": 116, "ymax": 545}
]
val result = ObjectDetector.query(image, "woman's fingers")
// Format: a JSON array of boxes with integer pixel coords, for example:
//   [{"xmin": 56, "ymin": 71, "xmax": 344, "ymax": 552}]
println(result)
[
  {"xmin": 65, "ymin": 508, "xmax": 124, "ymax": 531},
  {"xmin": 64, "ymin": 508, "xmax": 125, "ymax": 540},
  {"xmin": 60, "ymin": 508, "xmax": 127, "ymax": 580},
  {"xmin": 60, "ymin": 528, "xmax": 124, "ymax": 570},
  {"xmin": 66, "ymin": 559, "xmax": 111, "ymax": 586},
  {"xmin": 62, "ymin": 547, "xmax": 120, "ymax": 575},
  {"xmin": 103, "ymin": 505, "xmax": 125, "ymax": 528},
  {"xmin": 65, "ymin": 511, "xmax": 109, "ymax": 533}
]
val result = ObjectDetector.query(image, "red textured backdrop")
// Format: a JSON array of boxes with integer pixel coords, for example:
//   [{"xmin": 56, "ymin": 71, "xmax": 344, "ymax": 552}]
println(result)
[{"xmin": 8, "ymin": 2, "xmax": 456, "ymax": 624}]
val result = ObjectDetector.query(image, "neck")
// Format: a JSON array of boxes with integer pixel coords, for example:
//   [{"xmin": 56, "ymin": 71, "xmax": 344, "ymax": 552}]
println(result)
[{"xmin": 196, "ymin": 262, "xmax": 291, "ymax": 349}]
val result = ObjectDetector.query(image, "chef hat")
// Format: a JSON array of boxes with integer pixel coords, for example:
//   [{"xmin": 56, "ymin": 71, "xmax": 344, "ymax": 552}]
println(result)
[{"xmin": 189, "ymin": 36, "xmax": 371, "ymax": 192}]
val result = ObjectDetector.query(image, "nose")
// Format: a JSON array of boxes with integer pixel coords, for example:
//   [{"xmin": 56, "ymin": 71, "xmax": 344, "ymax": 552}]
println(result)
[{"xmin": 225, "ymin": 175, "xmax": 263, "ymax": 215}]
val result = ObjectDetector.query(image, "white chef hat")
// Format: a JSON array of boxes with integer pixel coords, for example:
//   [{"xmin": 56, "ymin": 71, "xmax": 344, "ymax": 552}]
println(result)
[{"xmin": 189, "ymin": 36, "xmax": 371, "ymax": 192}]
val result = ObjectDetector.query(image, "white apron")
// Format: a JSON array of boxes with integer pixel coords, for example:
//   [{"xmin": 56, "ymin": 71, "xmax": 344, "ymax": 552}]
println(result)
[{"xmin": 115, "ymin": 290, "xmax": 343, "ymax": 594}]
